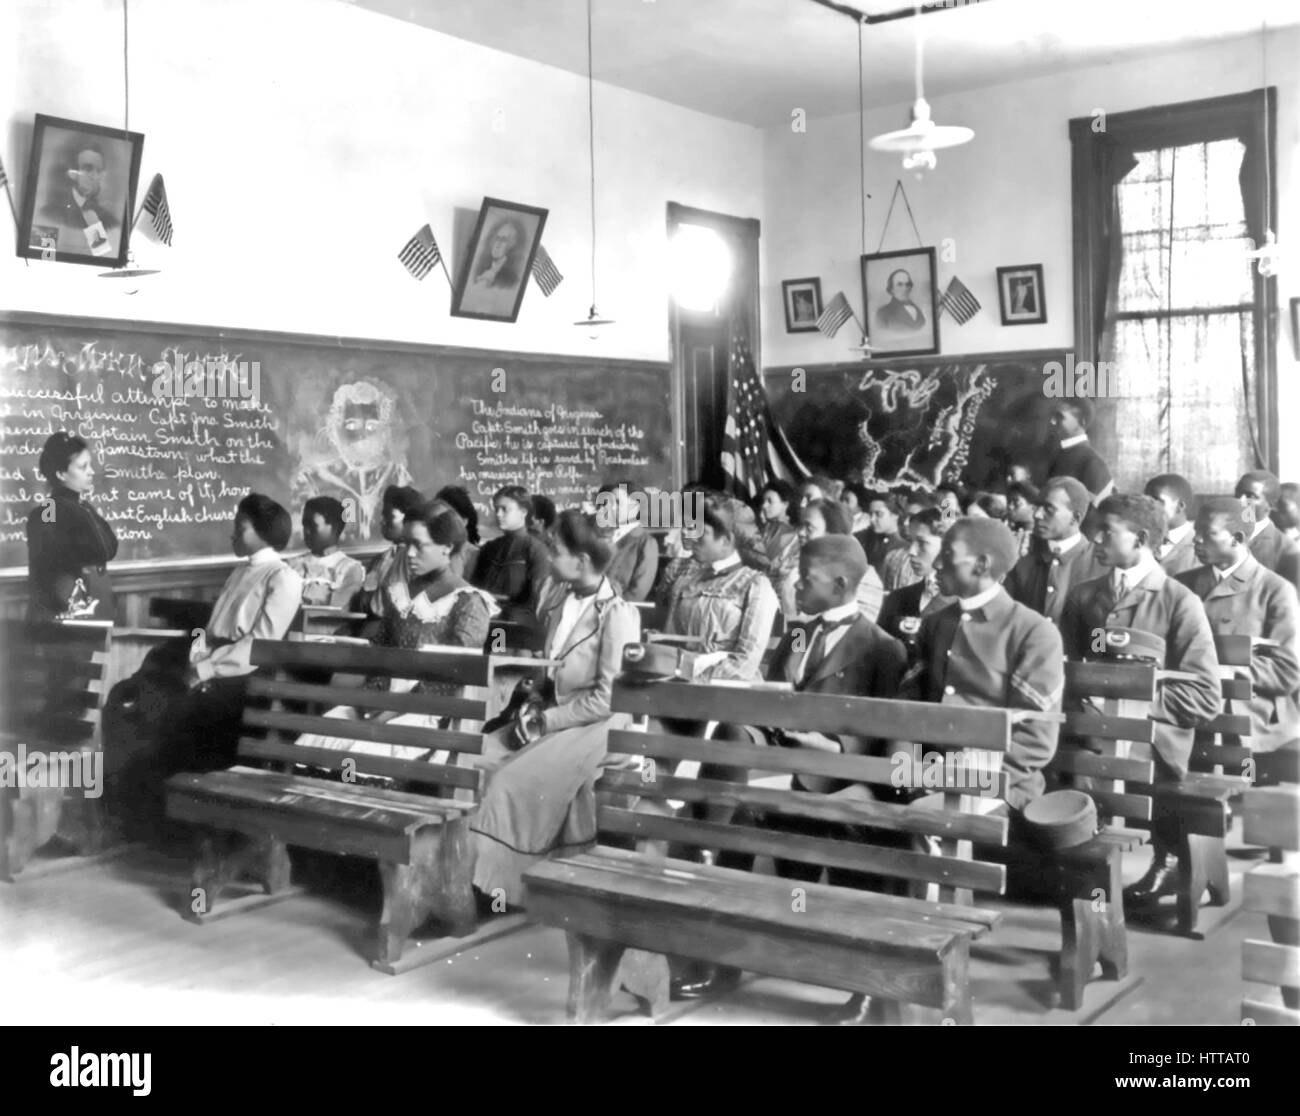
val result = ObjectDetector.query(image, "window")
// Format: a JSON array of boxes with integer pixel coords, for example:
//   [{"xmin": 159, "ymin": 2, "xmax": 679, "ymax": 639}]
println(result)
[{"xmin": 1070, "ymin": 91, "xmax": 1277, "ymax": 494}]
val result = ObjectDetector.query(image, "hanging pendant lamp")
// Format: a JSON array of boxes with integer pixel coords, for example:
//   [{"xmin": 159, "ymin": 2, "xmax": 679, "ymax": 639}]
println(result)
[
  {"xmin": 574, "ymin": 0, "xmax": 613, "ymax": 336},
  {"xmin": 868, "ymin": 0, "xmax": 972, "ymax": 175}
]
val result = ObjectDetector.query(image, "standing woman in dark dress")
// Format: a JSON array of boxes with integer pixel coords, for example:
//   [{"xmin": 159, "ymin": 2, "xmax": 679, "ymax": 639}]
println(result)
[
  {"xmin": 26, "ymin": 432, "xmax": 118, "ymax": 622},
  {"xmin": 471, "ymin": 484, "xmax": 551, "ymax": 627}
]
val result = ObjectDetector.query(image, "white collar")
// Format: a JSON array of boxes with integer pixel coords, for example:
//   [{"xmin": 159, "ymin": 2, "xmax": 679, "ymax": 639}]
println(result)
[
  {"xmin": 1048, "ymin": 532, "xmax": 1084, "ymax": 556},
  {"xmin": 1251, "ymin": 517, "xmax": 1270, "ymax": 540},
  {"xmin": 1059, "ymin": 433, "xmax": 1089, "ymax": 449},
  {"xmin": 1165, "ymin": 521, "xmax": 1194, "ymax": 545},
  {"xmin": 809, "ymin": 601, "xmax": 860, "ymax": 626},
  {"xmin": 611, "ymin": 522, "xmax": 638, "ymax": 545},
  {"xmin": 711, "ymin": 552, "xmax": 742, "ymax": 574},
  {"xmin": 246, "ymin": 547, "xmax": 280, "ymax": 567},
  {"xmin": 958, "ymin": 584, "xmax": 1002, "ymax": 612},
  {"xmin": 1114, "ymin": 553, "xmax": 1158, "ymax": 591},
  {"xmin": 1215, "ymin": 554, "xmax": 1249, "ymax": 582},
  {"xmin": 72, "ymin": 187, "xmax": 92, "ymax": 209}
]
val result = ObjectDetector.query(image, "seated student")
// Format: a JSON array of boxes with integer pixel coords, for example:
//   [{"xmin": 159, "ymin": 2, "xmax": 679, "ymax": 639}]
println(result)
[
  {"xmin": 1274, "ymin": 482, "xmax": 1300, "ymax": 543},
  {"xmin": 105, "ymin": 495, "xmax": 304, "ymax": 831},
  {"xmin": 469, "ymin": 510, "xmax": 641, "ymax": 907},
  {"xmin": 876, "ymin": 508, "xmax": 952, "ymax": 648},
  {"xmin": 1006, "ymin": 480, "xmax": 1039, "ymax": 558},
  {"xmin": 288, "ymin": 496, "xmax": 366, "ymax": 608},
  {"xmin": 758, "ymin": 479, "xmax": 801, "ymax": 617},
  {"xmin": 853, "ymin": 491, "xmax": 909, "ymax": 582},
  {"xmin": 596, "ymin": 480, "xmax": 659, "ymax": 602},
  {"xmin": 1059, "ymin": 494, "xmax": 1221, "ymax": 910},
  {"xmin": 296, "ymin": 504, "xmax": 497, "ymax": 759},
  {"xmin": 839, "ymin": 481, "xmax": 873, "ymax": 535},
  {"xmin": 1237, "ymin": 470, "xmax": 1300, "ymax": 592},
  {"xmin": 1003, "ymin": 476, "xmax": 1107, "ymax": 627},
  {"xmin": 898, "ymin": 518, "xmax": 1064, "ymax": 814},
  {"xmin": 472, "ymin": 484, "xmax": 552, "ymax": 626},
  {"xmin": 1177, "ymin": 497, "xmax": 1300, "ymax": 786},
  {"xmin": 666, "ymin": 493, "xmax": 779, "ymax": 681},
  {"xmin": 530, "ymin": 494, "xmax": 558, "ymax": 549},
  {"xmin": 798, "ymin": 474, "xmax": 835, "ymax": 512},
  {"xmin": 934, "ymin": 482, "xmax": 964, "ymax": 527},
  {"xmin": 435, "ymin": 485, "xmax": 482, "ymax": 582},
  {"xmin": 675, "ymin": 536, "xmax": 907, "ymax": 1010},
  {"xmin": 802, "ymin": 498, "xmax": 884, "ymax": 622},
  {"xmin": 1144, "ymin": 473, "xmax": 1197, "ymax": 576},
  {"xmin": 358, "ymin": 484, "xmax": 423, "ymax": 618},
  {"xmin": 903, "ymin": 488, "xmax": 940, "ymax": 519}
]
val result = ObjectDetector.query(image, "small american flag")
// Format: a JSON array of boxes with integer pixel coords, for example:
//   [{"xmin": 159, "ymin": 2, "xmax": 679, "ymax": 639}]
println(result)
[
  {"xmin": 532, "ymin": 244, "xmax": 564, "ymax": 296},
  {"xmin": 398, "ymin": 223, "xmax": 441, "ymax": 280},
  {"xmin": 141, "ymin": 173, "xmax": 173, "ymax": 245},
  {"xmin": 721, "ymin": 335, "xmax": 808, "ymax": 499},
  {"xmin": 938, "ymin": 275, "xmax": 981, "ymax": 324},
  {"xmin": 816, "ymin": 291, "xmax": 853, "ymax": 338},
  {"xmin": 0, "ymin": 154, "xmax": 8, "ymax": 190}
]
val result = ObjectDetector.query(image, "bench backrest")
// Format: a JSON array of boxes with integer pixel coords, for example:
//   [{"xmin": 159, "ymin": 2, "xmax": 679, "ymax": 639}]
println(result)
[
  {"xmin": 1191, "ymin": 634, "xmax": 1255, "ymax": 776},
  {"xmin": 239, "ymin": 639, "xmax": 493, "ymax": 800},
  {"xmin": 0, "ymin": 619, "xmax": 110, "ymax": 747},
  {"xmin": 602, "ymin": 677, "xmax": 1016, "ymax": 898},
  {"xmin": 1054, "ymin": 660, "xmax": 1157, "ymax": 826}
]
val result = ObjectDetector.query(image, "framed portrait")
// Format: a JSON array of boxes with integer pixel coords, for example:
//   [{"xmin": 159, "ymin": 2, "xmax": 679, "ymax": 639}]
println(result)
[
  {"xmin": 781, "ymin": 277, "xmax": 823, "ymax": 333},
  {"xmin": 17, "ymin": 114, "xmax": 145, "ymax": 268},
  {"xmin": 997, "ymin": 264, "xmax": 1046, "ymax": 326},
  {"xmin": 450, "ymin": 197, "xmax": 548, "ymax": 323},
  {"xmin": 861, "ymin": 247, "xmax": 939, "ymax": 357}
]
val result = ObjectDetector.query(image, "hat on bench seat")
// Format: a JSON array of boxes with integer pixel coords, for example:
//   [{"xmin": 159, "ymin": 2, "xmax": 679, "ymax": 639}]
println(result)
[
  {"xmin": 1097, "ymin": 627, "xmax": 1165, "ymax": 664},
  {"xmin": 621, "ymin": 642, "xmax": 697, "ymax": 681},
  {"xmin": 1022, "ymin": 789, "xmax": 1098, "ymax": 851}
]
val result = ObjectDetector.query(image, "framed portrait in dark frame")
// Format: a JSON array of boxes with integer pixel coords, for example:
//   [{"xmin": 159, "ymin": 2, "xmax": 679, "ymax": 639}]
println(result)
[
  {"xmin": 997, "ymin": 263, "xmax": 1047, "ymax": 326},
  {"xmin": 861, "ymin": 247, "xmax": 939, "ymax": 357},
  {"xmin": 450, "ymin": 197, "xmax": 549, "ymax": 323},
  {"xmin": 17, "ymin": 114, "xmax": 145, "ymax": 268},
  {"xmin": 781, "ymin": 277, "xmax": 823, "ymax": 333}
]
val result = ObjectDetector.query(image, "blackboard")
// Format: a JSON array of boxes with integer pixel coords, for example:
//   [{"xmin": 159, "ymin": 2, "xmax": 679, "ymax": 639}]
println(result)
[
  {"xmin": 0, "ymin": 312, "xmax": 673, "ymax": 568},
  {"xmin": 765, "ymin": 349, "xmax": 1072, "ymax": 492}
]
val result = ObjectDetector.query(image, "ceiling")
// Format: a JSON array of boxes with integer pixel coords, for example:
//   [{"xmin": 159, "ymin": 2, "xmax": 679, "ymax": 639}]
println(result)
[{"xmin": 352, "ymin": 0, "xmax": 1296, "ymax": 127}]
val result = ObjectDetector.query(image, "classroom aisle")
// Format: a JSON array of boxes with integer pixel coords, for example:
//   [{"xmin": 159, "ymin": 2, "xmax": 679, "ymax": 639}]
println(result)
[{"xmin": 0, "ymin": 842, "xmax": 1268, "ymax": 1027}]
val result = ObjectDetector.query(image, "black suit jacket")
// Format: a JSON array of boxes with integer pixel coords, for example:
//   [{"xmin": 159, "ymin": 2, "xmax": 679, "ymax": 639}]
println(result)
[
  {"xmin": 1003, "ymin": 536, "xmax": 1108, "ymax": 626},
  {"xmin": 1249, "ymin": 521, "xmax": 1300, "ymax": 594},
  {"xmin": 766, "ymin": 613, "xmax": 906, "ymax": 793}
]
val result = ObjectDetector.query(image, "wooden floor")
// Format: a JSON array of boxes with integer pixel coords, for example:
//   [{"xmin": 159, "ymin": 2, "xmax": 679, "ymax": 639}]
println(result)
[{"xmin": 0, "ymin": 829, "xmax": 1277, "ymax": 1026}]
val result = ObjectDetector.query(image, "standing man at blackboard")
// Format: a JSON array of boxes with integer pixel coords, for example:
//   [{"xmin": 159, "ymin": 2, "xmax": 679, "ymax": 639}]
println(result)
[{"xmin": 26, "ymin": 432, "xmax": 119, "ymax": 622}]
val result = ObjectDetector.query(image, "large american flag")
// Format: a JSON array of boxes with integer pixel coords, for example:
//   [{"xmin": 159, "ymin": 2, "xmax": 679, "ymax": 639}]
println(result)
[{"xmin": 721, "ymin": 335, "xmax": 809, "ymax": 499}]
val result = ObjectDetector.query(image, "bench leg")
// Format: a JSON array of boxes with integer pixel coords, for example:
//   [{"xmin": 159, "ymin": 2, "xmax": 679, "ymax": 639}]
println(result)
[
  {"xmin": 939, "ymin": 937, "xmax": 973, "ymax": 1026},
  {"xmin": 1057, "ymin": 850, "xmax": 1128, "ymax": 1011},
  {"xmin": 375, "ymin": 823, "xmax": 477, "ymax": 965},
  {"xmin": 377, "ymin": 861, "xmax": 423, "ymax": 966},
  {"xmin": 566, "ymin": 932, "xmax": 626, "ymax": 1024},
  {"xmin": 1268, "ymin": 915, "xmax": 1300, "ymax": 1010},
  {"xmin": 617, "ymin": 949, "xmax": 671, "ymax": 1018},
  {"xmin": 1175, "ymin": 832, "xmax": 1228, "ymax": 934},
  {"xmin": 189, "ymin": 832, "xmax": 289, "ymax": 917}
]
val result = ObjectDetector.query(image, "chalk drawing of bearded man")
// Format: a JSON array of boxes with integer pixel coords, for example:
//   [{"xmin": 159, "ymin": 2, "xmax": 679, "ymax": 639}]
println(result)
[{"xmin": 292, "ymin": 377, "xmax": 412, "ymax": 538}]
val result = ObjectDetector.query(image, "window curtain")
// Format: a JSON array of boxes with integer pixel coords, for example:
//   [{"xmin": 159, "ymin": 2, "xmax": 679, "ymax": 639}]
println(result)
[{"xmin": 1101, "ymin": 140, "xmax": 1259, "ymax": 494}]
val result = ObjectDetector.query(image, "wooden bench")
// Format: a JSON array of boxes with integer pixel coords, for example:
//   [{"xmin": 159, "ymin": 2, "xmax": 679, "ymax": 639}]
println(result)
[
  {"xmin": 165, "ymin": 638, "xmax": 495, "ymax": 968},
  {"xmin": 1240, "ymin": 785, "xmax": 1300, "ymax": 1025},
  {"xmin": 999, "ymin": 659, "xmax": 1159, "ymax": 1009},
  {"xmin": 1190, "ymin": 634, "xmax": 1256, "ymax": 779},
  {"xmin": 0, "ymin": 619, "xmax": 114, "ymax": 880},
  {"xmin": 525, "ymin": 677, "xmax": 1018, "ymax": 1024}
]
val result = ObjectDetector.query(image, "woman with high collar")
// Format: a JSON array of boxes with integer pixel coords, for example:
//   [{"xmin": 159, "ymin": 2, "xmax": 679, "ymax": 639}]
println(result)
[
  {"xmin": 471, "ymin": 484, "xmax": 552, "ymax": 627},
  {"xmin": 469, "ymin": 510, "xmax": 640, "ymax": 908},
  {"xmin": 26, "ymin": 432, "xmax": 119, "ymax": 623}
]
